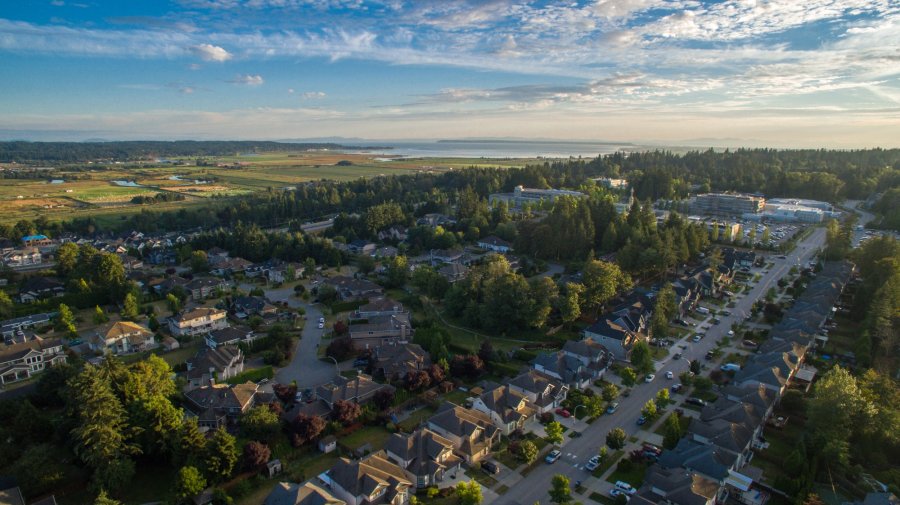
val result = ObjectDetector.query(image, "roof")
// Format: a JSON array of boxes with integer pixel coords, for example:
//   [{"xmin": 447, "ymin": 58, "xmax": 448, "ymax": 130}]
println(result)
[
  {"xmin": 208, "ymin": 326, "xmax": 253, "ymax": 345},
  {"xmin": 97, "ymin": 320, "xmax": 153, "ymax": 341},
  {"xmin": 689, "ymin": 418, "xmax": 753, "ymax": 454},
  {"xmin": 349, "ymin": 313, "xmax": 411, "ymax": 335},
  {"xmin": 477, "ymin": 384, "xmax": 535, "ymax": 424},
  {"xmin": 0, "ymin": 336, "xmax": 64, "ymax": 364},
  {"xmin": 428, "ymin": 402, "xmax": 498, "ymax": 441},
  {"xmin": 658, "ymin": 438, "xmax": 738, "ymax": 481},
  {"xmin": 184, "ymin": 382, "xmax": 258, "ymax": 414},
  {"xmin": 316, "ymin": 374, "xmax": 393, "ymax": 406},
  {"xmin": 263, "ymin": 482, "xmax": 345, "ymax": 505},
  {"xmin": 385, "ymin": 428, "xmax": 462, "ymax": 479},
  {"xmin": 187, "ymin": 345, "xmax": 242, "ymax": 379},
  {"xmin": 478, "ymin": 236, "xmax": 512, "ymax": 248},
  {"xmin": 358, "ymin": 298, "xmax": 403, "ymax": 314},
  {"xmin": 329, "ymin": 451, "xmax": 412, "ymax": 498},
  {"xmin": 373, "ymin": 343, "xmax": 430, "ymax": 378},
  {"xmin": 174, "ymin": 307, "xmax": 226, "ymax": 323},
  {"xmin": 562, "ymin": 339, "xmax": 607, "ymax": 360},
  {"xmin": 636, "ymin": 466, "xmax": 719, "ymax": 505}
]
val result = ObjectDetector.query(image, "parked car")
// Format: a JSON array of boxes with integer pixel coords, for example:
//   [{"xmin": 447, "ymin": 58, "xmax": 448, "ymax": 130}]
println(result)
[
  {"xmin": 743, "ymin": 340, "xmax": 758, "ymax": 348},
  {"xmin": 705, "ymin": 350, "xmax": 715, "ymax": 360},
  {"xmin": 727, "ymin": 330, "xmax": 735, "ymax": 336},
  {"xmin": 642, "ymin": 444, "xmax": 662, "ymax": 455},
  {"xmin": 686, "ymin": 397, "xmax": 706, "ymax": 406},
  {"xmin": 353, "ymin": 358, "xmax": 369, "ymax": 367},
  {"xmin": 318, "ymin": 317, "xmax": 325, "ymax": 323},
  {"xmin": 615, "ymin": 481, "xmax": 637, "ymax": 495},
  {"xmin": 481, "ymin": 461, "xmax": 500, "ymax": 474},
  {"xmin": 721, "ymin": 363, "xmax": 741, "ymax": 372},
  {"xmin": 570, "ymin": 431, "xmax": 582, "ymax": 438},
  {"xmin": 673, "ymin": 352, "xmax": 683, "ymax": 360},
  {"xmin": 610, "ymin": 489, "xmax": 629, "ymax": 500},
  {"xmin": 644, "ymin": 374, "xmax": 655, "ymax": 382},
  {"xmin": 636, "ymin": 416, "xmax": 647, "ymax": 425},
  {"xmin": 606, "ymin": 402, "xmax": 619, "ymax": 414},
  {"xmin": 665, "ymin": 371, "xmax": 674, "ymax": 379},
  {"xmin": 555, "ymin": 408, "xmax": 571, "ymax": 418},
  {"xmin": 692, "ymin": 334, "xmax": 702, "ymax": 343},
  {"xmin": 670, "ymin": 383, "xmax": 683, "ymax": 393},
  {"xmin": 257, "ymin": 378, "xmax": 269, "ymax": 385},
  {"xmin": 585, "ymin": 455, "xmax": 601, "ymax": 471},
  {"xmin": 545, "ymin": 449, "xmax": 561, "ymax": 464},
  {"xmin": 317, "ymin": 322, "xmax": 325, "ymax": 329}
]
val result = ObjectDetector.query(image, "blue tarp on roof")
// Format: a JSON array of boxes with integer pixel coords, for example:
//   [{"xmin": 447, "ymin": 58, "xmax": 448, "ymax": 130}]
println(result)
[{"xmin": 22, "ymin": 234, "xmax": 48, "ymax": 241}]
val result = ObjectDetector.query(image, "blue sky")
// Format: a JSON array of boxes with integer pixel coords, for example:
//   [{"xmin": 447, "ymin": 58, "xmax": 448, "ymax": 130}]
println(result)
[{"xmin": 1, "ymin": 0, "xmax": 898, "ymax": 147}]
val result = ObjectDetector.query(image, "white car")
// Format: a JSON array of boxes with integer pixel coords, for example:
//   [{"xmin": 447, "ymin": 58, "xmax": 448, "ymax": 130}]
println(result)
[
  {"xmin": 545, "ymin": 449, "xmax": 561, "ymax": 464},
  {"xmin": 692, "ymin": 334, "xmax": 702, "ymax": 342},
  {"xmin": 610, "ymin": 489, "xmax": 630, "ymax": 500},
  {"xmin": 585, "ymin": 455, "xmax": 601, "ymax": 472},
  {"xmin": 665, "ymin": 371, "xmax": 674, "ymax": 379},
  {"xmin": 615, "ymin": 481, "xmax": 637, "ymax": 495},
  {"xmin": 318, "ymin": 317, "xmax": 325, "ymax": 323},
  {"xmin": 727, "ymin": 330, "xmax": 735, "ymax": 336},
  {"xmin": 644, "ymin": 374, "xmax": 655, "ymax": 383},
  {"xmin": 317, "ymin": 322, "xmax": 325, "ymax": 329}
]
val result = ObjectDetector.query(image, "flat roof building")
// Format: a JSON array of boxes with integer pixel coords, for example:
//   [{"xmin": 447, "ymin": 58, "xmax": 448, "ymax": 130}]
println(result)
[{"xmin": 692, "ymin": 193, "xmax": 765, "ymax": 217}]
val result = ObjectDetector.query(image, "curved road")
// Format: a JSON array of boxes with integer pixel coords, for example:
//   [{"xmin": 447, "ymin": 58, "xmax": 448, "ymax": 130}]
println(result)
[{"xmin": 495, "ymin": 226, "xmax": 827, "ymax": 505}]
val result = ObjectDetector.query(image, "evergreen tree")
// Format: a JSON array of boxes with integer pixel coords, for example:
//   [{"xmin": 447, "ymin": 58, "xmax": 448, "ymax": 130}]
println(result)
[
  {"xmin": 121, "ymin": 293, "xmax": 140, "ymax": 321},
  {"xmin": 204, "ymin": 428, "xmax": 238, "ymax": 482}
]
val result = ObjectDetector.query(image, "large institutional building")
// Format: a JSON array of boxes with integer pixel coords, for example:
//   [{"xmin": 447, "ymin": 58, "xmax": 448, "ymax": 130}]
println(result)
[{"xmin": 691, "ymin": 193, "xmax": 766, "ymax": 216}]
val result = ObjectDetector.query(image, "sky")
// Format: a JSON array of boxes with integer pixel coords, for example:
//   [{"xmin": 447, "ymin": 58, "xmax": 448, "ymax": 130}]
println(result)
[{"xmin": 0, "ymin": 0, "xmax": 899, "ymax": 147}]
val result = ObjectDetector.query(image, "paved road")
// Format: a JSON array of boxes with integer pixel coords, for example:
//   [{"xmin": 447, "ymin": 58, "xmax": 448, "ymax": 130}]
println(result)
[
  {"xmin": 247, "ymin": 284, "xmax": 339, "ymax": 389},
  {"xmin": 495, "ymin": 227, "xmax": 827, "ymax": 505}
]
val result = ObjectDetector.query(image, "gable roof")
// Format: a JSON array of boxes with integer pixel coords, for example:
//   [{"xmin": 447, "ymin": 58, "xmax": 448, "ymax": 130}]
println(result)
[
  {"xmin": 187, "ymin": 345, "xmax": 242, "ymax": 379},
  {"xmin": 264, "ymin": 482, "xmax": 345, "ymax": 505},
  {"xmin": 657, "ymin": 437, "xmax": 738, "ymax": 481},
  {"xmin": 184, "ymin": 381, "xmax": 257, "ymax": 414},
  {"xmin": 385, "ymin": 428, "xmax": 462, "ymax": 478},
  {"xmin": 330, "ymin": 451, "xmax": 412, "ymax": 498},
  {"xmin": 477, "ymin": 384, "xmax": 535, "ymax": 424}
]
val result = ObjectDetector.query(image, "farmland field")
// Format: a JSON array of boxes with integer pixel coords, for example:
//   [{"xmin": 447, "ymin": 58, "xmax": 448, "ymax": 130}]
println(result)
[{"xmin": 0, "ymin": 150, "xmax": 542, "ymax": 224}]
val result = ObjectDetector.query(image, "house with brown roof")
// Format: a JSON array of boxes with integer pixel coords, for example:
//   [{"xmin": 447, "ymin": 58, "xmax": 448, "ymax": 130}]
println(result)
[
  {"xmin": 325, "ymin": 451, "xmax": 412, "ymax": 505},
  {"xmin": 168, "ymin": 307, "xmax": 228, "ymax": 337},
  {"xmin": 370, "ymin": 343, "xmax": 430, "ymax": 382},
  {"xmin": 632, "ymin": 466, "xmax": 719, "ymax": 505},
  {"xmin": 185, "ymin": 345, "xmax": 244, "ymax": 390},
  {"xmin": 0, "ymin": 336, "xmax": 66, "ymax": 385},
  {"xmin": 88, "ymin": 320, "xmax": 156, "ymax": 355},
  {"xmin": 264, "ymin": 481, "xmax": 346, "ymax": 505},
  {"xmin": 316, "ymin": 374, "xmax": 394, "ymax": 409},
  {"xmin": 471, "ymin": 383, "xmax": 537, "ymax": 436},
  {"xmin": 183, "ymin": 381, "xmax": 258, "ymax": 430},
  {"xmin": 385, "ymin": 428, "xmax": 462, "ymax": 489},
  {"xmin": 426, "ymin": 402, "xmax": 499, "ymax": 465},
  {"xmin": 322, "ymin": 276, "xmax": 384, "ymax": 301}
]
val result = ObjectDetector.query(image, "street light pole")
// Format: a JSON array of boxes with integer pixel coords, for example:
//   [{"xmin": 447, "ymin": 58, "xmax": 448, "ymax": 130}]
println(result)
[{"xmin": 325, "ymin": 355, "xmax": 339, "ymax": 377}]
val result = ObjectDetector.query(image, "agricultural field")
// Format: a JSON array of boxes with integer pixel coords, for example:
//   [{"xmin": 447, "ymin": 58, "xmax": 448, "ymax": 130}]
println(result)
[{"xmin": 0, "ymin": 151, "xmax": 539, "ymax": 224}]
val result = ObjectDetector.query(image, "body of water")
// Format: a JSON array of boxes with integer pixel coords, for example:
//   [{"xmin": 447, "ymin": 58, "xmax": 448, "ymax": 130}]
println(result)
[
  {"xmin": 112, "ymin": 180, "xmax": 143, "ymax": 187},
  {"xmin": 356, "ymin": 140, "xmax": 635, "ymax": 159}
]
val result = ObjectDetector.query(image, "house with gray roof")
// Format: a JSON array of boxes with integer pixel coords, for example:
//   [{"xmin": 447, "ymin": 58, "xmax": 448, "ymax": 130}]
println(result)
[
  {"xmin": 426, "ymin": 403, "xmax": 499, "ymax": 465},
  {"xmin": 326, "ymin": 451, "xmax": 412, "ymax": 505},
  {"xmin": 264, "ymin": 481, "xmax": 345, "ymax": 505},
  {"xmin": 507, "ymin": 369, "xmax": 568, "ymax": 414},
  {"xmin": 184, "ymin": 381, "xmax": 258, "ymax": 430},
  {"xmin": 471, "ymin": 383, "xmax": 537, "ymax": 435},
  {"xmin": 532, "ymin": 350, "xmax": 595, "ymax": 388},
  {"xmin": 632, "ymin": 466, "xmax": 719, "ymax": 505},
  {"xmin": 658, "ymin": 438, "xmax": 739, "ymax": 482},
  {"xmin": 385, "ymin": 428, "xmax": 462, "ymax": 489}
]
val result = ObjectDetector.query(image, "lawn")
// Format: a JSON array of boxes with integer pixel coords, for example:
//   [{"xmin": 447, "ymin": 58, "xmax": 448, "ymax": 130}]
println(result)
[
  {"xmin": 225, "ymin": 365, "xmax": 274, "ymax": 385},
  {"xmin": 398, "ymin": 406, "xmax": 437, "ymax": 432},
  {"xmin": 339, "ymin": 425, "xmax": 393, "ymax": 452},
  {"xmin": 591, "ymin": 450, "xmax": 624, "ymax": 478},
  {"xmin": 653, "ymin": 414, "xmax": 692, "ymax": 436},
  {"xmin": 590, "ymin": 492, "xmax": 617, "ymax": 505},
  {"xmin": 442, "ymin": 389, "xmax": 472, "ymax": 406},
  {"xmin": 606, "ymin": 461, "xmax": 648, "ymax": 488},
  {"xmin": 464, "ymin": 467, "xmax": 499, "ymax": 488}
]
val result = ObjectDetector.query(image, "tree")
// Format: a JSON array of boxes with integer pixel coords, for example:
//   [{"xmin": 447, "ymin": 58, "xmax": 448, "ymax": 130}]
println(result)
[
  {"xmin": 405, "ymin": 370, "xmax": 431, "ymax": 391},
  {"xmin": 175, "ymin": 466, "xmax": 207, "ymax": 503},
  {"xmin": 242, "ymin": 441, "xmax": 271, "ymax": 470},
  {"xmin": 290, "ymin": 414, "xmax": 326, "ymax": 447},
  {"xmin": 518, "ymin": 440, "xmax": 538, "ymax": 464},
  {"xmin": 332, "ymin": 399, "xmax": 362, "ymax": 425},
  {"xmin": 357, "ymin": 254, "xmax": 376, "ymax": 275},
  {"xmin": 272, "ymin": 383, "xmax": 297, "ymax": 404},
  {"xmin": 545, "ymin": 421, "xmax": 564, "ymax": 444},
  {"xmin": 606, "ymin": 428, "xmax": 626, "ymax": 450},
  {"xmin": 630, "ymin": 341, "xmax": 654, "ymax": 374},
  {"xmin": 663, "ymin": 413, "xmax": 683, "ymax": 449},
  {"xmin": 69, "ymin": 366, "xmax": 139, "ymax": 471},
  {"xmin": 94, "ymin": 490, "xmax": 123, "ymax": 505},
  {"xmin": 56, "ymin": 241, "xmax": 78, "ymax": 277},
  {"xmin": 582, "ymin": 260, "xmax": 628, "ymax": 314},
  {"xmin": 373, "ymin": 389, "xmax": 395, "ymax": 411},
  {"xmin": 166, "ymin": 293, "xmax": 182, "ymax": 315},
  {"xmin": 56, "ymin": 303, "xmax": 77, "ymax": 336},
  {"xmin": 651, "ymin": 284, "xmax": 677, "ymax": 339},
  {"xmin": 558, "ymin": 282, "xmax": 584, "ymax": 326},
  {"xmin": 601, "ymin": 383, "xmax": 619, "ymax": 402},
  {"xmin": 385, "ymin": 255, "xmax": 409, "ymax": 288},
  {"xmin": 449, "ymin": 354, "xmax": 485, "ymax": 380},
  {"xmin": 642, "ymin": 399, "xmax": 657, "ymax": 419},
  {"xmin": 91, "ymin": 458, "xmax": 135, "ymax": 495},
  {"xmin": 190, "ymin": 250, "xmax": 209, "ymax": 273},
  {"xmin": 178, "ymin": 418, "xmax": 207, "ymax": 466},
  {"xmin": 121, "ymin": 293, "xmax": 140, "ymax": 321},
  {"xmin": 92, "ymin": 305, "xmax": 109, "ymax": 324},
  {"xmin": 478, "ymin": 339, "xmax": 495, "ymax": 363},
  {"xmin": 761, "ymin": 227, "xmax": 771, "ymax": 244},
  {"xmin": 585, "ymin": 395, "xmax": 605, "ymax": 418},
  {"xmin": 241, "ymin": 405, "xmax": 280, "ymax": 442},
  {"xmin": 620, "ymin": 367, "xmax": 637, "ymax": 387},
  {"xmin": 689, "ymin": 359, "xmax": 701, "ymax": 375},
  {"xmin": 549, "ymin": 474, "xmax": 572, "ymax": 504},
  {"xmin": 807, "ymin": 365, "xmax": 875, "ymax": 468},
  {"xmin": 456, "ymin": 481, "xmax": 483, "ymax": 505},
  {"xmin": 10, "ymin": 444, "xmax": 67, "ymax": 497},
  {"xmin": 204, "ymin": 428, "xmax": 238, "ymax": 482},
  {"xmin": 656, "ymin": 388, "xmax": 670, "ymax": 407}
]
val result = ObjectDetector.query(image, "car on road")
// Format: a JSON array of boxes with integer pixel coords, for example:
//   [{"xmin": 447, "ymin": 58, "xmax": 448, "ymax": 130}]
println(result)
[
  {"xmin": 353, "ymin": 358, "xmax": 369, "ymax": 367},
  {"xmin": 257, "ymin": 378, "xmax": 269, "ymax": 385},
  {"xmin": 570, "ymin": 431, "xmax": 582, "ymax": 438},
  {"xmin": 665, "ymin": 371, "xmax": 674, "ymax": 379},
  {"xmin": 712, "ymin": 318, "xmax": 722, "ymax": 324},
  {"xmin": 545, "ymin": 449, "xmax": 561, "ymax": 464},
  {"xmin": 644, "ymin": 374, "xmax": 655, "ymax": 382},
  {"xmin": 692, "ymin": 334, "xmax": 702, "ymax": 342},
  {"xmin": 721, "ymin": 363, "xmax": 741, "ymax": 372},
  {"xmin": 722, "ymin": 310, "xmax": 731, "ymax": 316},
  {"xmin": 317, "ymin": 322, "xmax": 325, "ymax": 329},
  {"xmin": 585, "ymin": 455, "xmax": 601, "ymax": 471},
  {"xmin": 673, "ymin": 352, "xmax": 683, "ymax": 360},
  {"xmin": 555, "ymin": 408, "xmax": 571, "ymax": 418},
  {"xmin": 606, "ymin": 402, "xmax": 619, "ymax": 414},
  {"xmin": 705, "ymin": 350, "xmax": 715, "ymax": 360},
  {"xmin": 295, "ymin": 392, "xmax": 303, "ymax": 402},
  {"xmin": 743, "ymin": 340, "xmax": 758, "ymax": 348},
  {"xmin": 615, "ymin": 481, "xmax": 637, "ymax": 495},
  {"xmin": 318, "ymin": 317, "xmax": 325, "ymax": 323},
  {"xmin": 636, "ymin": 416, "xmax": 647, "ymax": 425},
  {"xmin": 727, "ymin": 330, "xmax": 735, "ymax": 336},
  {"xmin": 670, "ymin": 383, "xmax": 683, "ymax": 393},
  {"xmin": 686, "ymin": 397, "xmax": 706, "ymax": 406},
  {"xmin": 481, "ymin": 461, "xmax": 501, "ymax": 474},
  {"xmin": 610, "ymin": 489, "xmax": 629, "ymax": 500}
]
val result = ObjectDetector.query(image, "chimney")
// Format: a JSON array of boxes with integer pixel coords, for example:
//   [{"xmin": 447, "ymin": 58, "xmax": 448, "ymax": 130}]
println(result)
[{"xmin": 209, "ymin": 367, "xmax": 216, "ymax": 386}]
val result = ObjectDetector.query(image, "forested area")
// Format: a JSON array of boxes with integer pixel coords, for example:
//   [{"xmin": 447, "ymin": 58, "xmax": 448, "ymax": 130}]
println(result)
[{"xmin": 0, "ymin": 140, "xmax": 369, "ymax": 163}]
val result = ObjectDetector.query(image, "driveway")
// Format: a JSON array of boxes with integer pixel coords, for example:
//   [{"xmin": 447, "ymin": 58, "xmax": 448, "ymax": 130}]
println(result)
[
  {"xmin": 250, "ymin": 284, "xmax": 339, "ymax": 389},
  {"xmin": 493, "ymin": 226, "xmax": 827, "ymax": 505}
]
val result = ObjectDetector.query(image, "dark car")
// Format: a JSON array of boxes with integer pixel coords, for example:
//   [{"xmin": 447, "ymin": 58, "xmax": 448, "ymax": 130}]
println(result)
[
  {"xmin": 636, "ymin": 416, "xmax": 647, "ymax": 426},
  {"xmin": 673, "ymin": 352, "xmax": 683, "ymax": 360},
  {"xmin": 352, "ymin": 358, "xmax": 369, "ymax": 367},
  {"xmin": 481, "ymin": 461, "xmax": 501, "ymax": 474},
  {"xmin": 303, "ymin": 388, "xmax": 314, "ymax": 403},
  {"xmin": 705, "ymin": 350, "xmax": 715, "ymax": 360},
  {"xmin": 686, "ymin": 397, "xmax": 706, "ymax": 406}
]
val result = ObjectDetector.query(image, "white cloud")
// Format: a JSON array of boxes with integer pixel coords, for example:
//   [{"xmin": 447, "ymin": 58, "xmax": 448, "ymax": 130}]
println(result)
[
  {"xmin": 301, "ymin": 91, "xmax": 326, "ymax": 99},
  {"xmin": 189, "ymin": 43, "xmax": 232, "ymax": 61},
  {"xmin": 227, "ymin": 74, "xmax": 264, "ymax": 85}
]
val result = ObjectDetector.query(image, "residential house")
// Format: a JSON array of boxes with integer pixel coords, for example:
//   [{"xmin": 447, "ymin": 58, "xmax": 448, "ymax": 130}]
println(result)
[
  {"xmin": 168, "ymin": 307, "xmax": 228, "ymax": 337},
  {"xmin": 561, "ymin": 340, "xmax": 610, "ymax": 378},
  {"xmin": 2, "ymin": 247, "xmax": 42, "ymax": 268},
  {"xmin": 21, "ymin": 234, "xmax": 53, "ymax": 248},
  {"xmin": 17, "ymin": 277, "xmax": 65, "ymax": 303},
  {"xmin": 374, "ymin": 246, "xmax": 398, "ymax": 259},
  {"xmin": 471, "ymin": 383, "xmax": 537, "ymax": 436},
  {"xmin": 426, "ymin": 402, "xmax": 499, "ymax": 465},
  {"xmin": 161, "ymin": 336, "xmax": 181, "ymax": 351},
  {"xmin": 356, "ymin": 298, "xmax": 405, "ymax": 318},
  {"xmin": 532, "ymin": 351, "xmax": 595, "ymax": 389},
  {"xmin": 377, "ymin": 226, "xmax": 408, "ymax": 242},
  {"xmin": 370, "ymin": 343, "xmax": 430, "ymax": 382},
  {"xmin": 185, "ymin": 345, "xmax": 244, "ymax": 390},
  {"xmin": 385, "ymin": 428, "xmax": 463, "ymax": 489},
  {"xmin": 325, "ymin": 451, "xmax": 412, "ymax": 505},
  {"xmin": 348, "ymin": 240, "xmax": 377, "ymax": 256},
  {"xmin": 687, "ymin": 419, "xmax": 755, "ymax": 469},
  {"xmin": 184, "ymin": 277, "xmax": 229, "ymax": 301},
  {"xmin": 429, "ymin": 249, "xmax": 465, "ymax": 266},
  {"xmin": 658, "ymin": 437, "xmax": 740, "ymax": 483},
  {"xmin": 0, "ymin": 313, "xmax": 53, "ymax": 339},
  {"xmin": 210, "ymin": 256, "xmax": 253, "ymax": 277},
  {"xmin": 416, "ymin": 214, "xmax": 456, "ymax": 228},
  {"xmin": 631, "ymin": 467, "xmax": 719, "ymax": 505},
  {"xmin": 323, "ymin": 276, "xmax": 385, "ymax": 301},
  {"xmin": 232, "ymin": 296, "xmax": 278, "ymax": 319},
  {"xmin": 264, "ymin": 482, "xmax": 346, "ymax": 505},
  {"xmin": 0, "ymin": 336, "xmax": 66, "ymax": 385},
  {"xmin": 315, "ymin": 374, "xmax": 395, "ymax": 410},
  {"xmin": 267, "ymin": 263, "xmax": 302, "ymax": 284},
  {"xmin": 437, "ymin": 263, "xmax": 468, "ymax": 283},
  {"xmin": 583, "ymin": 293, "xmax": 651, "ymax": 361},
  {"xmin": 733, "ymin": 350, "xmax": 802, "ymax": 394},
  {"xmin": 183, "ymin": 381, "xmax": 258, "ymax": 430},
  {"xmin": 206, "ymin": 326, "xmax": 256, "ymax": 348},
  {"xmin": 348, "ymin": 313, "xmax": 412, "ymax": 350},
  {"xmin": 507, "ymin": 370, "xmax": 568, "ymax": 414},
  {"xmin": 476, "ymin": 236, "xmax": 512, "ymax": 253},
  {"xmin": 89, "ymin": 320, "xmax": 156, "ymax": 355}
]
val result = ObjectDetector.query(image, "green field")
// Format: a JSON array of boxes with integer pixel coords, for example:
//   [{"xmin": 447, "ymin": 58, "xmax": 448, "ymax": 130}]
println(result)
[{"xmin": 0, "ymin": 151, "xmax": 541, "ymax": 225}]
